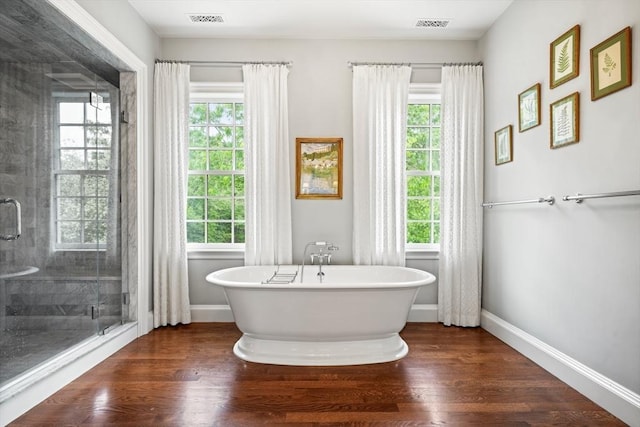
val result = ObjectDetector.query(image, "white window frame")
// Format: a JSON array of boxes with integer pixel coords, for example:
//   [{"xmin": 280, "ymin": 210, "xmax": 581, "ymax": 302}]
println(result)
[
  {"xmin": 186, "ymin": 83, "xmax": 440, "ymax": 259},
  {"xmin": 406, "ymin": 83, "xmax": 441, "ymax": 255},
  {"xmin": 187, "ymin": 83, "xmax": 245, "ymax": 254},
  {"xmin": 52, "ymin": 93, "xmax": 111, "ymax": 252}
]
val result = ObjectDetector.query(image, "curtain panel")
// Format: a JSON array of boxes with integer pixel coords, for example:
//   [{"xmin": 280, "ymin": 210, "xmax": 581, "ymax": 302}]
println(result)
[
  {"xmin": 352, "ymin": 65, "xmax": 411, "ymax": 266},
  {"xmin": 242, "ymin": 64, "xmax": 293, "ymax": 265},
  {"xmin": 152, "ymin": 62, "xmax": 191, "ymax": 327},
  {"xmin": 438, "ymin": 65, "xmax": 484, "ymax": 327}
]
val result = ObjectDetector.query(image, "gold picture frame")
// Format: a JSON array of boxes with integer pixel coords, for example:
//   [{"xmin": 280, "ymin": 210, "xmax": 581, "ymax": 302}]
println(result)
[
  {"xmin": 518, "ymin": 83, "xmax": 541, "ymax": 132},
  {"xmin": 550, "ymin": 92, "xmax": 580, "ymax": 149},
  {"xmin": 295, "ymin": 137, "xmax": 343, "ymax": 199},
  {"xmin": 494, "ymin": 125, "xmax": 513, "ymax": 165},
  {"xmin": 590, "ymin": 26, "xmax": 632, "ymax": 101},
  {"xmin": 550, "ymin": 25, "xmax": 580, "ymax": 89}
]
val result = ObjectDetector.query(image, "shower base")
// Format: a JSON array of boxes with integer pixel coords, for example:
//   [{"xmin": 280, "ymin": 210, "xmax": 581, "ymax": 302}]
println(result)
[{"xmin": 0, "ymin": 329, "xmax": 95, "ymax": 385}]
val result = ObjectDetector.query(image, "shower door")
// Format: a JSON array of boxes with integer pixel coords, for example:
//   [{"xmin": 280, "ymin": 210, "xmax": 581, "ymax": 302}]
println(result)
[
  {"xmin": 83, "ymin": 78, "xmax": 124, "ymax": 334},
  {"xmin": 0, "ymin": 60, "xmax": 123, "ymax": 386},
  {"xmin": 52, "ymin": 67, "xmax": 124, "ymax": 335}
]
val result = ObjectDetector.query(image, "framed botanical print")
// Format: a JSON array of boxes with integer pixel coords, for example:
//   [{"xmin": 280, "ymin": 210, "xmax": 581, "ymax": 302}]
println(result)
[
  {"xmin": 518, "ymin": 83, "xmax": 541, "ymax": 132},
  {"xmin": 494, "ymin": 125, "xmax": 513, "ymax": 165},
  {"xmin": 590, "ymin": 26, "xmax": 632, "ymax": 100},
  {"xmin": 550, "ymin": 92, "xmax": 580, "ymax": 149},
  {"xmin": 550, "ymin": 25, "xmax": 580, "ymax": 88}
]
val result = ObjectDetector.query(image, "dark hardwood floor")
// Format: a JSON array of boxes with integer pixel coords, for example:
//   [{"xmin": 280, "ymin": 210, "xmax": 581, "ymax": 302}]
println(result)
[{"xmin": 11, "ymin": 323, "xmax": 624, "ymax": 426}]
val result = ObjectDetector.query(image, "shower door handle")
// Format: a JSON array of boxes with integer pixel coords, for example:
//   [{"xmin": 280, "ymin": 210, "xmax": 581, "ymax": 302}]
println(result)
[{"xmin": 0, "ymin": 198, "xmax": 21, "ymax": 241}]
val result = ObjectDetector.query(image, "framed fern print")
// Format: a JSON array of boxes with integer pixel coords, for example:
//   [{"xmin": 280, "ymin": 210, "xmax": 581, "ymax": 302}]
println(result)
[
  {"xmin": 518, "ymin": 83, "xmax": 541, "ymax": 132},
  {"xmin": 550, "ymin": 92, "xmax": 579, "ymax": 149},
  {"xmin": 550, "ymin": 25, "xmax": 580, "ymax": 89},
  {"xmin": 494, "ymin": 125, "xmax": 513, "ymax": 165},
  {"xmin": 590, "ymin": 27, "xmax": 632, "ymax": 101}
]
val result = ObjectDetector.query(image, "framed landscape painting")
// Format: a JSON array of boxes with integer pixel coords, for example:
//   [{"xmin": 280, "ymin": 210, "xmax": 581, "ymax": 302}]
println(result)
[
  {"xmin": 590, "ymin": 26, "xmax": 632, "ymax": 100},
  {"xmin": 550, "ymin": 25, "xmax": 580, "ymax": 88},
  {"xmin": 295, "ymin": 137, "xmax": 343, "ymax": 199}
]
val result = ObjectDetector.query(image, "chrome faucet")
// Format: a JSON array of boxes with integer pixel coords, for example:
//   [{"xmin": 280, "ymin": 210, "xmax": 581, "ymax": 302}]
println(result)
[{"xmin": 300, "ymin": 241, "xmax": 339, "ymax": 283}]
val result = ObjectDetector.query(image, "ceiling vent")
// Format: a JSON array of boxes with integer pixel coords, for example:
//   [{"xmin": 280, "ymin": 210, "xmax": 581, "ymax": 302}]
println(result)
[
  {"xmin": 416, "ymin": 19, "xmax": 450, "ymax": 28},
  {"xmin": 187, "ymin": 14, "xmax": 224, "ymax": 23}
]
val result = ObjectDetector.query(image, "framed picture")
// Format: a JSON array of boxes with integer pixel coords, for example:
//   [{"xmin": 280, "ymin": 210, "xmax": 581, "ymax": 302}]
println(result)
[
  {"xmin": 494, "ymin": 125, "xmax": 513, "ymax": 165},
  {"xmin": 550, "ymin": 25, "xmax": 580, "ymax": 88},
  {"xmin": 550, "ymin": 92, "xmax": 580, "ymax": 149},
  {"xmin": 590, "ymin": 26, "xmax": 632, "ymax": 101},
  {"xmin": 295, "ymin": 137, "xmax": 343, "ymax": 199},
  {"xmin": 518, "ymin": 83, "xmax": 541, "ymax": 132}
]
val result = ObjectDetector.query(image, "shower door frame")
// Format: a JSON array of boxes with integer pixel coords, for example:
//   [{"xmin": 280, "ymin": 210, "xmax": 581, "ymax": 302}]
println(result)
[{"xmin": 47, "ymin": 0, "xmax": 151, "ymax": 336}]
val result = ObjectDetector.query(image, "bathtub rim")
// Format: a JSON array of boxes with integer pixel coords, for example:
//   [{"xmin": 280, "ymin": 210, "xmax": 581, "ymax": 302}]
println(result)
[{"xmin": 205, "ymin": 265, "xmax": 436, "ymax": 289}]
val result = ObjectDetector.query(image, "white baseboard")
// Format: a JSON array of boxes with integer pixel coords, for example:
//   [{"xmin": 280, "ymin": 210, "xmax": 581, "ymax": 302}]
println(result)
[
  {"xmin": 481, "ymin": 309, "xmax": 640, "ymax": 427},
  {"xmin": 190, "ymin": 304, "xmax": 438, "ymax": 324},
  {"xmin": 407, "ymin": 304, "xmax": 438, "ymax": 322},
  {"xmin": 0, "ymin": 322, "xmax": 138, "ymax": 426},
  {"xmin": 190, "ymin": 305, "xmax": 235, "ymax": 322}
]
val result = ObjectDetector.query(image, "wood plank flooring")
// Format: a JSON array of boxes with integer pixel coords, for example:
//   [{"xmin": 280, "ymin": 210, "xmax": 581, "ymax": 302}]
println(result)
[{"xmin": 11, "ymin": 323, "xmax": 624, "ymax": 426}]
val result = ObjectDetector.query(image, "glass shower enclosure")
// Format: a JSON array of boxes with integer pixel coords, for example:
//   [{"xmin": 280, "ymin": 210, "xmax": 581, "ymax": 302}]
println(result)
[{"xmin": 0, "ymin": 1, "xmax": 125, "ymax": 387}]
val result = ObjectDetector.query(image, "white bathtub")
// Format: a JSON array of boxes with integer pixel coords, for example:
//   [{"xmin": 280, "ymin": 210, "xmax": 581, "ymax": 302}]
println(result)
[{"xmin": 205, "ymin": 265, "xmax": 436, "ymax": 366}]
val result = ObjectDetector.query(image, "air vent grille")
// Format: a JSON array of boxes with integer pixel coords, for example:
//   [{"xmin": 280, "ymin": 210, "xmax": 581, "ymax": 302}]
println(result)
[
  {"xmin": 188, "ymin": 14, "xmax": 224, "ymax": 23},
  {"xmin": 416, "ymin": 19, "xmax": 450, "ymax": 28}
]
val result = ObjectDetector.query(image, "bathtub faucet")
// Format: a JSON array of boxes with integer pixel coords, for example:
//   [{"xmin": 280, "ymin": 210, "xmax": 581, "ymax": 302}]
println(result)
[{"xmin": 301, "ymin": 241, "xmax": 339, "ymax": 283}]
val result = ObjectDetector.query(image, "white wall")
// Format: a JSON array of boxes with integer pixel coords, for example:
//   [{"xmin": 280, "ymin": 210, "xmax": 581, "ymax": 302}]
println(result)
[
  {"xmin": 161, "ymin": 38, "xmax": 479, "ymax": 305},
  {"xmin": 76, "ymin": 0, "xmax": 160, "ymax": 67},
  {"xmin": 480, "ymin": 0, "xmax": 640, "ymax": 395}
]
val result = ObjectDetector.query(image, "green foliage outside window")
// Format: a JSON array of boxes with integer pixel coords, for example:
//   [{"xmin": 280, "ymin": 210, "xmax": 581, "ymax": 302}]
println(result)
[
  {"xmin": 406, "ymin": 102, "xmax": 441, "ymax": 245},
  {"xmin": 187, "ymin": 100, "xmax": 439, "ymax": 246},
  {"xmin": 187, "ymin": 101, "xmax": 244, "ymax": 244}
]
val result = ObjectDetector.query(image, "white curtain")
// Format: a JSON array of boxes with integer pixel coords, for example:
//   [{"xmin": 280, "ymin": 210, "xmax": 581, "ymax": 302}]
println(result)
[
  {"xmin": 438, "ymin": 65, "xmax": 484, "ymax": 327},
  {"xmin": 242, "ymin": 64, "xmax": 293, "ymax": 265},
  {"xmin": 152, "ymin": 62, "xmax": 191, "ymax": 327},
  {"xmin": 352, "ymin": 65, "xmax": 411, "ymax": 266}
]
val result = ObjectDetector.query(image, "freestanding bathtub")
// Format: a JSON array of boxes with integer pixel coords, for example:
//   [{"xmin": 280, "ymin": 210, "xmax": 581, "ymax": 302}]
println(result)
[{"xmin": 205, "ymin": 265, "xmax": 436, "ymax": 366}]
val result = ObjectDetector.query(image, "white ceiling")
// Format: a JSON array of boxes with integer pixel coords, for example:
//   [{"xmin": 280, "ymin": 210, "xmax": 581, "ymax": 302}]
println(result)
[{"xmin": 127, "ymin": 0, "xmax": 514, "ymax": 40}]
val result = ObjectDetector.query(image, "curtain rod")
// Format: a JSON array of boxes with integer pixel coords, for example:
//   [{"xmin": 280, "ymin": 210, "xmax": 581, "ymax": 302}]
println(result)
[
  {"xmin": 155, "ymin": 59, "xmax": 292, "ymax": 68},
  {"xmin": 347, "ymin": 61, "xmax": 482, "ymax": 69}
]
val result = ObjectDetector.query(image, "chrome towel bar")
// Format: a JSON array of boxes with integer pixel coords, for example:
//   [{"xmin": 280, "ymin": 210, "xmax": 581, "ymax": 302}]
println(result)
[
  {"xmin": 482, "ymin": 196, "xmax": 555, "ymax": 209},
  {"xmin": 562, "ymin": 189, "xmax": 640, "ymax": 203}
]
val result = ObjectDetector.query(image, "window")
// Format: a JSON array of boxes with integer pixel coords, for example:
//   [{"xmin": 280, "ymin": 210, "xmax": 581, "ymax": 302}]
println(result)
[
  {"xmin": 54, "ymin": 97, "xmax": 112, "ymax": 250},
  {"xmin": 187, "ymin": 99, "xmax": 245, "ymax": 246},
  {"xmin": 406, "ymin": 91, "xmax": 441, "ymax": 248}
]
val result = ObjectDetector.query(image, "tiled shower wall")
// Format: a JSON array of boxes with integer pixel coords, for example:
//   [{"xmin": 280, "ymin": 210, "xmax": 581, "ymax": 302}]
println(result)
[
  {"xmin": 1, "ymin": 61, "xmax": 132, "ymax": 331},
  {"xmin": 0, "ymin": 62, "xmax": 50, "ymax": 269},
  {"xmin": 2, "ymin": 276, "xmax": 122, "ymax": 331},
  {"xmin": 0, "ymin": 62, "xmax": 122, "ymax": 274}
]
